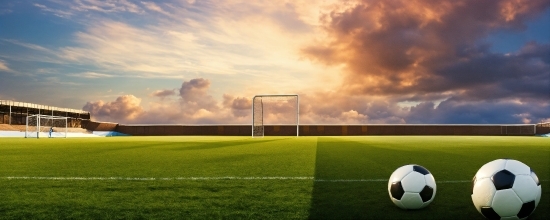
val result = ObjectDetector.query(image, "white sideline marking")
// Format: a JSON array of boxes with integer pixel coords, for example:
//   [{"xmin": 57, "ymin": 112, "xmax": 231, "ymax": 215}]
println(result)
[
  {"xmin": 2, "ymin": 176, "xmax": 314, "ymax": 181},
  {"xmin": 3, "ymin": 176, "xmax": 548, "ymax": 183}
]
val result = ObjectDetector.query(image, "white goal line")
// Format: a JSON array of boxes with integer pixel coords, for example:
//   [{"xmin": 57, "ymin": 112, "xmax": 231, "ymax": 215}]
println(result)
[{"xmin": 3, "ymin": 176, "xmax": 547, "ymax": 183}]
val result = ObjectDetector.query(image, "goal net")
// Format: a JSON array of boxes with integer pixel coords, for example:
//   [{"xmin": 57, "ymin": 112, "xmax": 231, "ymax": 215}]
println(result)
[
  {"xmin": 26, "ymin": 114, "xmax": 68, "ymax": 138},
  {"xmin": 252, "ymin": 95, "xmax": 299, "ymax": 137}
]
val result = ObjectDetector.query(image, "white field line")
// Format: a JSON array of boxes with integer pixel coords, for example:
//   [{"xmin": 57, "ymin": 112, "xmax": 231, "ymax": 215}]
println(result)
[{"xmin": 3, "ymin": 176, "xmax": 548, "ymax": 183}]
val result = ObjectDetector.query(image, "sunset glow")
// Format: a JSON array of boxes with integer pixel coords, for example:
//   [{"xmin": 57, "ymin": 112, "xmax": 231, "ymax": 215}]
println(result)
[{"xmin": 1, "ymin": 0, "xmax": 549, "ymax": 124}]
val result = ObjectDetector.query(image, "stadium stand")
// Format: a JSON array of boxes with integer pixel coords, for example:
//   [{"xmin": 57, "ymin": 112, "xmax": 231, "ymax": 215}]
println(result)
[
  {"xmin": 0, "ymin": 100, "xmax": 94, "ymax": 137},
  {"xmin": 0, "ymin": 100, "xmax": 90, "ymax": 127}
]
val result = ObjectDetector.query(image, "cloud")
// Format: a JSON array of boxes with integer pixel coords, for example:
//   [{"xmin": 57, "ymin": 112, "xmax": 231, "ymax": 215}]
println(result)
[
  {"xmin": 298, "ymin": 0, "xmax": 550, "ymax": 124},
  {"xmin": 406, "ymin": 98, "xmax": 550, "ymax": 124},
  {"xmin": 70, "ymin": 72, "xmax": 114, "ymax": 78},
  {"xmin": 47, "ymin": 0, "xmax": 143, "ymax": 14},
  {"xmin": 84, "ymin": 78, "xmax": 249, "ymax": 124},
  {"xmin": 0, "ymin": 1, "xmax": 13, "ymax": 15},
  {"xmin": 231, "ymin": 96, "xmax": 252, "ymax": 118},
  {"xmin": 56, "ymin": 20, "xmax": 239, "ymax": 77},
  {"xmin": 141, "ymin": 1, "xmax": 170, "ymax": 16},
  {"xmin": 34, "ymin": 0, "xmax": 331, "ymax": 85},
  {"xmin": 0, "ymin": 60, "xmax": 12, "ymax": 72},
  {"xmin": 179, "ymin": 78, "xmax": 210, "ymax": 100},
  {"xmin": 178, "ymin": 78, "xmax": 219, "ymax": 112},
  {"xmin": 5, "ymin": 0, "xmax": 341, "ymax": 109},
  {"xmin": 296, "ymin": 93, "xmax": 408, "ymax": 124},
  {"xmin": 83, "ymin": 95, "xmax": 145, "ymax": 123},
  {"xmin": 84, "ymin": 78, "xmax": 307, "ymax": 124},
  {"xmin": 33, "ymin": 3, "xmax": 73, "ymax": 18},
  {"xmin": 2, "ymin": 39, "xmax": 51, "ymax": 52},
  {"xmin": 151, "ymin": 89, "xmax": 176, "ymax": 98},
  {"xmin": 302, "ymin": 0, "xmax": 550, "ymax": 100},
  {"xmin": 16, "ymin": 1, "xmax": 550, "ymax": 124},
  {"xmin": 83, "ymin": 76, "xmax": 549, "ymax": 125}
]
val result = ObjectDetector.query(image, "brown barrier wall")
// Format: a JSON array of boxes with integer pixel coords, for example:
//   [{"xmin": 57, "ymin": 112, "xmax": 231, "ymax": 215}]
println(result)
[
  {"xmin": 84, "ymin": 124, "xmax": 543, "ymax": 136},
  {"xmin": 297, "ymin": 125, "xmax": 535, "ymax": 136},
  {"xmin": 537, "ymin": 126, "xmax": 550, "ymax": 135},
  {"xmin": 115, "ymin": 125, "xmax": 251, "ymax": 136},
  {"xmin": 82, "ymin": 120, "xmax": 118, "ymax": 131}
]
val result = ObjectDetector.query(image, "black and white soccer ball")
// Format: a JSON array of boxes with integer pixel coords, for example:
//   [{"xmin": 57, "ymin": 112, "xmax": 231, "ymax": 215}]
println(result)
[
  {"xmin": 388, "ymin": 164, "xmax": 436, "ymax": 209},
  {"xmin": 472, "ymin": 159, "xmax": 541, "ymax": 219}
]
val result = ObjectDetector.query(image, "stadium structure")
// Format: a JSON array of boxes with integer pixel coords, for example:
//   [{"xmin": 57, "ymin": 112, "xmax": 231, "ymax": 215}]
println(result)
[
  {"xmin": 0, "ymin": 100, "xmax": 91, "ymax": 137},
  {"xmin": 0, "ymin": 99, "xmax": 549, "ymax": 137},
  {"xmin": 0, "ymin": 100, "xmax": 90, "ymax": 126}
]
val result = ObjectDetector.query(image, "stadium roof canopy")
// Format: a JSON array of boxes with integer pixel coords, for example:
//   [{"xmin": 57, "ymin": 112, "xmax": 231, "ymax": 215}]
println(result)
[{"xmin": 0, "ymin": 100, "xmax": 88, "ymax": 114}]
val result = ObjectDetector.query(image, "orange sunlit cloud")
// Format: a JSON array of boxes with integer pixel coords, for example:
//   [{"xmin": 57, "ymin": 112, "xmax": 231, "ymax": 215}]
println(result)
[{"xmin": 1, "ymin": 0, "xmax": 549, "ymax": 124}]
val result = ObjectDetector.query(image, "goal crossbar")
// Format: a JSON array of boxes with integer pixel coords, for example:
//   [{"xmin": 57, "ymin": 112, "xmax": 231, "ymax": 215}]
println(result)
[
  {"xmin": 252, "ymin": 95, "xmax": 299, "ymax": 137},
  {"xmin": 25, "ymin": 114, "xmax": 69, "ymax": 138}
]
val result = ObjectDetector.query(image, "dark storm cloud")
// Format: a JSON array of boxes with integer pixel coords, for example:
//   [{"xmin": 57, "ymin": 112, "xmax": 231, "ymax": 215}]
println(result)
[
  {"xmin": 407, "ymin": 98, "xmax": 550, "ymax": 124},
  {"xmin": 300, "ymin": 0, "xmax": 550, "ymax": 124},
  {"xmin": 429, "ymin": 42, "xmax": 550, "ymax": 101},
  {"xmin": 303, "ymin": 0, "xmax": 550, "ymax": 99}
]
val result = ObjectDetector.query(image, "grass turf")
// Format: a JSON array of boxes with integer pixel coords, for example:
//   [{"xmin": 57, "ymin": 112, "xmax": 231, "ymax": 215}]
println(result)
[{"xmin": 0, "ymin": 136, "xmax": 548, "ymax": 219}]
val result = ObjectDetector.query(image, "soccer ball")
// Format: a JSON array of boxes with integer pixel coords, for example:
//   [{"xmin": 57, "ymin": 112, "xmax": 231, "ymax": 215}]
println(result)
[
  {"xmin": 471, "ymin": 159, "xmax": 541, "ymax": 219},
  {"xmin": 388, "ymin": 164, "xmax": 436, "ymax": 209}
]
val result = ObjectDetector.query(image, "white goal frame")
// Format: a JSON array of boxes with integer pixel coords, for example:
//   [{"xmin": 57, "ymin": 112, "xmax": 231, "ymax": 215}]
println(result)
[
  {"xmin": 252, "ymin": 94, "xmax": 299, "ymax": 137},
  {"xmin": 25, "ymin": 114, "xmax": 68, "ymax": 138}
]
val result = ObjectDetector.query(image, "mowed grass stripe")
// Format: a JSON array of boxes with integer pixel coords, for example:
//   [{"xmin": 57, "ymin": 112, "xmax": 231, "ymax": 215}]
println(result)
[
  {"xmin": 1, "ymin": 136, "xmax": 318, "ymax": 220},
  {"xmin": 308, "ymin": 136, "xmax": 549, "ymax": 219},
  {"xmin": 0, "ymin": 136, "xmax": 318, "ymax": 177},
  {"xmin": 1, "ymin": 136, "xmax": 548, "ymax": 219},
  {"xmin": 5, "ymin": 176, "xmax": 548, "ymax": 183}
]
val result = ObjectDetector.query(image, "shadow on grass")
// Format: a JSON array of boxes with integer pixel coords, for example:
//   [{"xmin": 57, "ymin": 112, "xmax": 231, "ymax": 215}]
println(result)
[
  {"xmin": 307, "ymin": 137, "xmax": 474, "ymax": 219},
  {"xmin": 169, "ymin": 137, "xmax": 294, "ymax": 151}
]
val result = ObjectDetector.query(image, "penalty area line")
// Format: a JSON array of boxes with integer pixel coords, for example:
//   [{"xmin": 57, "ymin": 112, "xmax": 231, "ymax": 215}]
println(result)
[{"xmin": 1, "ymin": 177, "xmax": 548, "ymax": 183}]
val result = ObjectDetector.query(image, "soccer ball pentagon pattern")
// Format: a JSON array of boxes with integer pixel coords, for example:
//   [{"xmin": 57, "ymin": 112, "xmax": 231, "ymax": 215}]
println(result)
[
  {"xmin": 471, "ymin": 159, "xmax": 541, "ymax": 220},
  {"xmin": 388, "ymin": 164, "xmax": 436, "ymax": 209}
]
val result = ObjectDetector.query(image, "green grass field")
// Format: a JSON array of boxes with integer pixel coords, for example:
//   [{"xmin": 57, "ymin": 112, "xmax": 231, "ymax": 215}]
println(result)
[{"xmin": 0, "ymin": 136, "xmax": 548, "ymax": 219}]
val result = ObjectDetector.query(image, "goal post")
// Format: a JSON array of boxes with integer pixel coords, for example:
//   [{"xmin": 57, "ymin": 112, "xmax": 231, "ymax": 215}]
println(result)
[
  {"xmin": 25, "ymin": 114, "xmax": 68, "ymax": 138},
  {"xmin": 252, "ymin": 95, "xmax": 299, "ymax": 137}
]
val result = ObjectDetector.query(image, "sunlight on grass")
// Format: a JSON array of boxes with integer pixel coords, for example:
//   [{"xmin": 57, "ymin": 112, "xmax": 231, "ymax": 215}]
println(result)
[{"xmin": 0, "ymin": 136, "xmax": 548, "ymax": 219}]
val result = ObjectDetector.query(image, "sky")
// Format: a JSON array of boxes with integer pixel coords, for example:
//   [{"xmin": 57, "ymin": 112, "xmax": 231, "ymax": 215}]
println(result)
[{"xmin": 0, "ymin": 0, "xmax": 549, "ymax": 125}]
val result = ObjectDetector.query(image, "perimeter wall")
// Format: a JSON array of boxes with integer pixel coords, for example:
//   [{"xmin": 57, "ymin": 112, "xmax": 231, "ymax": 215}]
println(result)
[{"xmin": 82, "ymin": 121, "xmax": 548, "ymax": 136}]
